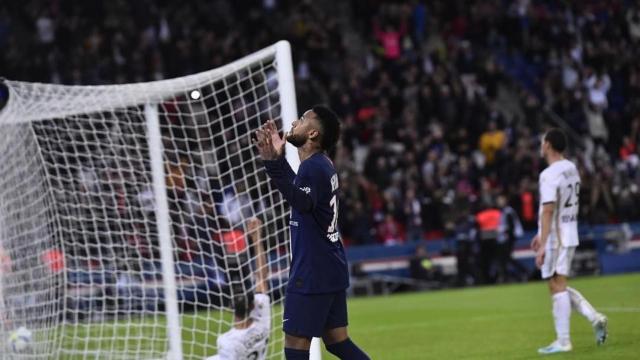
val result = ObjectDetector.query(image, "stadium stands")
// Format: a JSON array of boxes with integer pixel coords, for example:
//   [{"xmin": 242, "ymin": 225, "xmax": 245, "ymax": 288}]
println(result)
[{"xmin": 2, "ymin": 0, "xmax": 639, "ymax": 280}]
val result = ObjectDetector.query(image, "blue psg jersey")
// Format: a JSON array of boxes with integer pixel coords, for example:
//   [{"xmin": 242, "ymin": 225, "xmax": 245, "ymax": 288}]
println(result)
[{"xmin": 263, "ymin": 153, "xmax": 349, "ymax": 294}]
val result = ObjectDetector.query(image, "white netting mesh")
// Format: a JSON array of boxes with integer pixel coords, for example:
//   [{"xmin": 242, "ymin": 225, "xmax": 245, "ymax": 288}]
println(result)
[{"xmin": 0, "ymin": 43, "xmax": 293, "ymax": 360}]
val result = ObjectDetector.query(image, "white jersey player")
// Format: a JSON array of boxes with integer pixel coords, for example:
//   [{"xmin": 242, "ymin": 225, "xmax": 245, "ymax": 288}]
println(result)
[
  {"xmin": 537, "ymin": 157, "xmax": 580, "ymax": 277},
  {"xmin": 531, "ymin": 129, "xmax": 607, "ymax": 355},
  {"xmin": 213, "ymin": 293, "xmax": 270, "ymax": 360},
  {"xmin": 206, "ymin": 218, "xmax": 271, "ymax": 360}
]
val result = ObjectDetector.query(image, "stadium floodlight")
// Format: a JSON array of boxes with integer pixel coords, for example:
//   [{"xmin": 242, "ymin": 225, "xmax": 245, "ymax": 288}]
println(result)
[{"xmin": 0, "ymin": 41, "xmax": 299, "ymax": 360}]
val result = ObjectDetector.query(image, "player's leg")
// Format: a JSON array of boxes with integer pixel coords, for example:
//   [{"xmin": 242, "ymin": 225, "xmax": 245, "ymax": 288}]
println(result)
[
  {"xmin": 322, "ymin": 291, "xmax": 370, "ymax": 360},
  {"xmin": 283, "ymin": 292, "xmax": 332, "ymax": 360},
  {"xmin": 284, "ymin": 334, "xmax": 311, "ymax": 360},
  {"xmin": 538, "ymin": 274, "xmax": 573, "ymax": 354},
  {"xmin": 538, "ymin": 247, "xmax": 572, "ymax": 354},
  {"xmin": 566, "ymin": 287, "xmax": 608, "ymax": 345},
  {"xmin": 550, "ymin": 246, "xmax": 609, "ymax": 345},
  {"xmin": 566, "ymin": 287, "xmax": 597, "ymax": 322},
  {"xmin": 557, "ymin": 246, "xmax": 608, "ymax": 345},
  {"xmin": 550, "ymin": 274, "xmax": 571, "ymax": 342},
  {"xmin": 323, "ymin": 327, "xmax": 369, "ymax": 360}
]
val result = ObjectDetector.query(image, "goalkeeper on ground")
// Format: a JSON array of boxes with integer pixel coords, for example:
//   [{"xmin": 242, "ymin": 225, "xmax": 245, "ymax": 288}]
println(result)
[{"xmin": 206, "ymin": 218, "xmax": 271, "ymax": 360}]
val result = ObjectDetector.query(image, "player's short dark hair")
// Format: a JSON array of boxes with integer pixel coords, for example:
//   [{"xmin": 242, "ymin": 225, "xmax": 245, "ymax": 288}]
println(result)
[
  {"xmin": 233, "ymin": 291, "xmax": 254, "ymax": 319},
  {"xmin": 544, "ymin": 128, "xmax": 568, "ymax": 152},
  {"xmin": 312, "ymin": 105, "xmax": 341, "ymax": 152}
]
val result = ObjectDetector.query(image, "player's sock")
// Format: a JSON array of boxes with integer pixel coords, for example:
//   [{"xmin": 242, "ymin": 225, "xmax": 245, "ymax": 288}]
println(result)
[
  {"xmin": 284, "ymin": 348, "xmax": 309, "ymax": 360},
  {"xmin": 567, "ymin": 287, "xmax": 598, "ymax": 323},
  {"xmin": 552, "ymin": 291, "xmax": 571, "ymax": 345},
  {"xmin": 326, "ymin": 338, "xmax": 371, "ymax": 360}
]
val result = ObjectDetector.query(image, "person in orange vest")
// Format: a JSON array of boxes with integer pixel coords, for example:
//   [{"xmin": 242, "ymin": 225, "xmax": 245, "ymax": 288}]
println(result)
[
  {"xmin": 475, "ymin": 200, "xmax": 502, "ymax": 284},
  {"xmin": 213, "ymin": 217, "xmax": 252, "ymax": 299},
  {"xmin": 41, "ymin": 248, "xmax": 65, "ymax": 274}
]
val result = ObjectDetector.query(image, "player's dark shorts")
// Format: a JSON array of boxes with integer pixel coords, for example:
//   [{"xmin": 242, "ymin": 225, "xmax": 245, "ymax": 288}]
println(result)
[{"xmin": 283, "ymin": 290, "xmax": 348, "ymax": 338}]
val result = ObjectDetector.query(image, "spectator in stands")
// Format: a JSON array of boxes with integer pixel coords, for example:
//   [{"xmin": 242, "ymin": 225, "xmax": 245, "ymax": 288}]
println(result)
[
  {"xmin": 584, "ymin": 100, "xmax": 609, "ymax": 151},
  {"xmin": 454, "ymin": 209, "xmax": 477, "ymax": 287},
  {"xmin": 220, "ymin": 181, "xmax": 264, "ymax": 228},
  {"xmin": 377, "ymin": 213, "xmax": 404, "ymax": 246},
  {"xmin": 41, "ymin": 248, "xmax": 65, "ymax": 274},
  {"xmin": 496, "ymin": 195, "xmax": 528, "ymax": 283},
  {"xmin": 209, "ymin": 217, "xmax": 257, "ymax": 295},
  {"xmin": 619, "ymin": 136, "xmax": 637, "ymax": 162},
  {"xmin": 115, "ymin": 264, "xmax": 143, "ymax": 313},
  {"xmin": 409, "ymin": 245, "xmax": 440, "ymax": 282},
  {"xmin": 612, "ymin": 167, "xmax": 640, "ymax": 222},
  {"xmin": 215, "ymin": 218, "xmax": 248, "ymax": 256},
  {"xmin": 342, "ymin": 200, "xmax": 374, "ymax": 245},
  {"xmin": 627, "ymin": 4, "xmax": 640, "ymax": 41},
  {"xmin": 516, "ymin": 177, "xmax": 537, "ymax": 230},
  {"xmin": 587, "ymin": 160, "xmax": 616, "ymax": 224},
  {"xmin": 475, "ymin": 200, "xmax": 501, "ymax": 284},
  {"xmin": 3, "ymin": 0, "xmax": 640, "ymax": 255},
  {"xmin": 373, "ymin": 17, "xmax": 407, "ymax": 61},
  {"xmin": 478, "ymin": 120, "xmax": 506, "ymax": 167},
  {"xmin": 403, "ymin": 187, "xmax": 423, "ymax": 241},
  {"xmin": 127, "ymin": 221, "xmax": 155, "ymax": 260},
  {"xmin": 188, "ymin": 196, "xmax": 219, "ymax": 262},
  {"xmin": 584, "ymin": 69, "xmax": 611, "ymax": 110}
]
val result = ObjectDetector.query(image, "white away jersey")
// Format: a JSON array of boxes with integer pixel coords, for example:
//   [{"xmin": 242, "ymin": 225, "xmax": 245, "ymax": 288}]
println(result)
[
  {"xmin": 214, "ymin": 294, "xmax": 271, "ymax": 360},
  {"xmin": 538, "ymin": 159, "xmax": 580, "ymax": 248}
]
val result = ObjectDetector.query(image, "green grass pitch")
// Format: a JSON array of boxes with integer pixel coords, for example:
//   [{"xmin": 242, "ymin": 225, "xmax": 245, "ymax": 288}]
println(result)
[
  {"xmin": 339, "ymin": 273, "xmax": 640, "ymax": 359},
  {"xmin": 60, "ymin": 273, "xmax": 639, "ymax": 359}
]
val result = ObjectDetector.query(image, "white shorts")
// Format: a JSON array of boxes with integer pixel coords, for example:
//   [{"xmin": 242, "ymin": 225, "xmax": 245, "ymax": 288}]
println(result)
[{"xmin": 541, "ymin": 246, "xmax": 576, "ymax": 279}]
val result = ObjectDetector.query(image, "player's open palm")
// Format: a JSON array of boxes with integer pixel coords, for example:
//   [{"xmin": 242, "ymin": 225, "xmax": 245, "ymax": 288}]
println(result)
[
  {"xmin": 254, "ymin": 122, "xmax": 279, "ymax": 160},
  {"xmin": 265, "ymin": 119, "xmax": 285, "ymax": 157}
]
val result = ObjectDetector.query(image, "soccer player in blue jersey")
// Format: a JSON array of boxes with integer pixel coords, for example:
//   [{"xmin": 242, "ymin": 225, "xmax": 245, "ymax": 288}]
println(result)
[{"xmin": 254, "ymin": 105, "xmax": 370, "ymax": 360}]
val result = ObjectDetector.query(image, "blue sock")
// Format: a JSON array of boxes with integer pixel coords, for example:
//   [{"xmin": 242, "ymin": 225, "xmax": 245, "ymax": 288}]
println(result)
[
  {"xmin": 285, "ymin": 347, "xmax": 309, "ymax": 360},
  {"xmin": 326, "ymin": 338, "xmax": 370, "ymax": 360}
]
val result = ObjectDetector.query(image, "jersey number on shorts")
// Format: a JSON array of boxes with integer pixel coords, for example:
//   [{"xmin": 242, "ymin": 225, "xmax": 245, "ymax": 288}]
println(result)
[
  {"xmin": 564, "ymin": 182, "xmax": 580, "ymax": 208},
  {"xmin": 247, "ymin": 351, "xmax": 258, "ymax": 360}
]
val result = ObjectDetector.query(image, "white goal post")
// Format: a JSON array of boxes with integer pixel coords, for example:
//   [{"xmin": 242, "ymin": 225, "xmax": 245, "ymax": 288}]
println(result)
[{"xmin": 0, "ymin": 41, "xmax": 320, "ymax": 360}]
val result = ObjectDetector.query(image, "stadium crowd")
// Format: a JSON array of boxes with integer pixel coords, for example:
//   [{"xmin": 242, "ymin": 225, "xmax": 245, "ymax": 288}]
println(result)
[{"xmin": 2, "ymin": 0, "xmax": 640, "ymax": 250}]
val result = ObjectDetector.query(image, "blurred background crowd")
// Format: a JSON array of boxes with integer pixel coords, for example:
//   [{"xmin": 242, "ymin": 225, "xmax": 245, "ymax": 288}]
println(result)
[{"xmin": 2, "ymin": 0, "xmax": 639, "ymax": 250}]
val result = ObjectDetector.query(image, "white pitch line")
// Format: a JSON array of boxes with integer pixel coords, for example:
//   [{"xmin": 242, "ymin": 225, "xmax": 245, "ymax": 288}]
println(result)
[{"xmin": 598, "ymin": 307, "xmax": 640, "ymax": 313}]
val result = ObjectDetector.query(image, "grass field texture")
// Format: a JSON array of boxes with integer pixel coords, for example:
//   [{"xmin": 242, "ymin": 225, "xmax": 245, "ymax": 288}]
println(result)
[
  {"xmin": 59, "ymin": 273, "xmax": 639, "ymax": 359},
  {"xmin": 338, "ymin": 273, "xmax": 640, "ymax": 359}
]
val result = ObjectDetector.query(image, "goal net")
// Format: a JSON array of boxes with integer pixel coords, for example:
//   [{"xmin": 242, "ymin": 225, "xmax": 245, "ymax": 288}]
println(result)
[{"xmin": 0, "ymin": 41, "xmax": 298, "ymax": 360}]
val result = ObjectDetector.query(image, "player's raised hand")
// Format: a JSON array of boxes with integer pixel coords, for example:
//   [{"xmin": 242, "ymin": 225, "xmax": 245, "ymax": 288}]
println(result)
[
  {"xmin": 253, "ymin": 124, "xmax": 278, "ymax": 160},
  {"xmin": 265, "ymin": 119, "xmax": 285, "ymax": 157}
]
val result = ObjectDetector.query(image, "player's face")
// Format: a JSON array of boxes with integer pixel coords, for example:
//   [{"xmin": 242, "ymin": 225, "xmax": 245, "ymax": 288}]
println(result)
[{"xmin": 286, "ymin": 110, "xmax": 318, "ymax": 147}]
